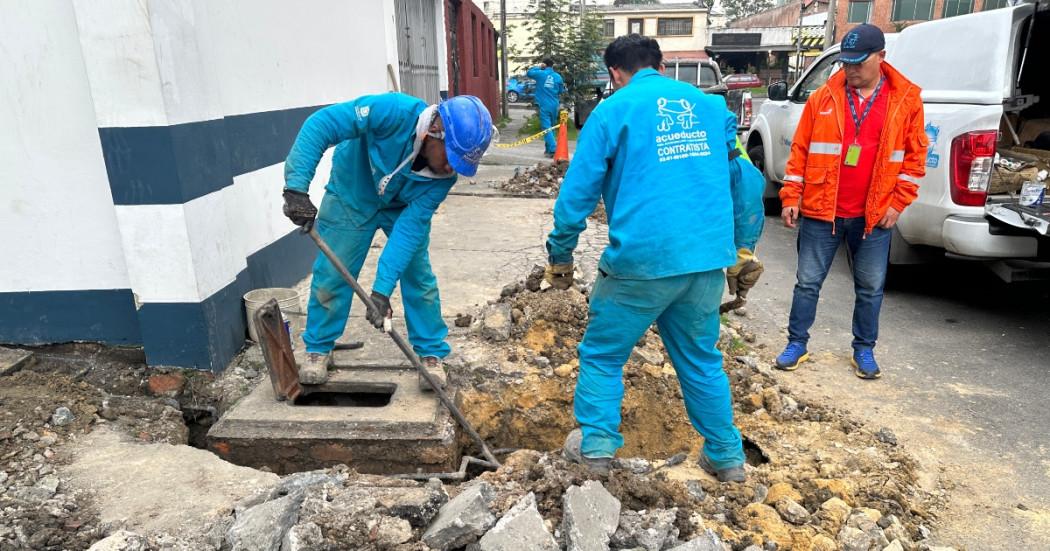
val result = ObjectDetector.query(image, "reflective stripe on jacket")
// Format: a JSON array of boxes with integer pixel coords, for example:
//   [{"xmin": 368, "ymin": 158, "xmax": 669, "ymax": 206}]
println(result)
[{"xmin": 780, "ymin": 62, "xmax": 928, "ymax": 233}]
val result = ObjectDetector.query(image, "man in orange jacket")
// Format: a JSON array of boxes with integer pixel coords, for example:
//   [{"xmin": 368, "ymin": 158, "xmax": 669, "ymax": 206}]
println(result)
[{"xmin": 775, "ymin": 24, "xmax": 927, "ymax": 379}]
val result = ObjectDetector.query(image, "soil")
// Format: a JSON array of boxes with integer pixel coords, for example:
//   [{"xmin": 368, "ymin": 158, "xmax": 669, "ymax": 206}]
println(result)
[
  {"xmin": 454, "ymin": 277, "xmax": 942, "ymax": 549},
  {"xmin": 497, "ymin": 161, "xmax": 607, "ymax": 223}
]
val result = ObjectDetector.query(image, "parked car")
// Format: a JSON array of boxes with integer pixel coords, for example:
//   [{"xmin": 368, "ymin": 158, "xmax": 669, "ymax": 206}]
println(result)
[
  {"xmin": 506, "ymin": 76, "xmax": 535, "ymax": 103},
  {"xmin": 575, "ymin": 58, "xmax": 753, "ymax": 132},
  {"xmin": 745, "ymin": 2, "xmax": 1050, "ymax": 281},
  {"xmin": 724, "ymin": 73, "xmax": 763, "ymax": 90}
]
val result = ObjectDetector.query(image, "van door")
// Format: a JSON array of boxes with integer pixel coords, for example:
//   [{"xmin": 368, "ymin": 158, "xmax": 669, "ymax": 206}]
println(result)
[{"xmin": 887, "ymin": 4, "xmax": 1036, "ymax": 104}]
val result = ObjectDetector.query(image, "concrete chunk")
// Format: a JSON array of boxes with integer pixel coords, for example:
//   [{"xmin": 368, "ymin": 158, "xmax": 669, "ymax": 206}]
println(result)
[
  {"xmin": 0, "ymin": 348, "xmax": 33, "ymax": 376},
  {"xmin": 482, "ymin": 303, "xmax": 513, "ymax": 341},
  {"xmin": 667, "ymin": 529, "xmax": 728, "ymax": 551},
  {"xmin": 473, "ymin": 492, "xmax": 557, "ymax": 551},
  {"xmin": 87, "ymin": 531, "xmax": 148, "ymax": 551},
  {"xmin": 562, "ymin": 480, "xmax": 621, "ymax": 551},
  {"xmin": 227, "ymin": 493, "xmax": 301, "ymax": 551},
  {"xmin": 422, "ymin": 482, "xmax": 497, "ymax": 550},
  {"xmin": 610, "ymin": 508, "xmax": 679, "ymax": 551}
]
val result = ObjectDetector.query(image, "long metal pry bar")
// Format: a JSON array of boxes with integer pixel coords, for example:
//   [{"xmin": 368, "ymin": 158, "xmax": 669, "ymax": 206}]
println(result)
[{"xmin": 307, "ymin": 228, "xmax": 501, "ymax": 468}]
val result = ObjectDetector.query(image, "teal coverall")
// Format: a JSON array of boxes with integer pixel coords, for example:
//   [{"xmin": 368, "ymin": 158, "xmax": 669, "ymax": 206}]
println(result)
[
  {"xmin": 546, "ymin": 68, "xmax": 764, "ymax": 468},
  {"xmin": 526, "ymin": 66, "xmax": 565, "ymax": 154},
  {"xmin": 284, "ymin": 93, "xmax": 456, "ymax": 359}
]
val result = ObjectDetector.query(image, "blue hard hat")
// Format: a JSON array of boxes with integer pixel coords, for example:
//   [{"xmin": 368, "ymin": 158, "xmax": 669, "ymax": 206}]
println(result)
[{"xmin": 437, "ymin": 95, "xmax": 493, "ymax": 177}]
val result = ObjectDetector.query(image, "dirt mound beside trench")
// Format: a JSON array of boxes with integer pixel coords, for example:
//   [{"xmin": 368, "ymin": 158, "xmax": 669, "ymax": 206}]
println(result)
[{"xmin": 455, "ymin": 273, "xmax": 941, "ymax": 549}]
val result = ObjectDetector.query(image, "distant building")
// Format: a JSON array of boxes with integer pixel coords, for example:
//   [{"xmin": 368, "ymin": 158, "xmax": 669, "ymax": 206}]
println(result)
[
  {"xmin": 708, "ymin": 0, "xmax": 828, "ymax": 82},
  {"xmin": 833, "ymin": 0, "xmax": 1013, "ymax": 42}
]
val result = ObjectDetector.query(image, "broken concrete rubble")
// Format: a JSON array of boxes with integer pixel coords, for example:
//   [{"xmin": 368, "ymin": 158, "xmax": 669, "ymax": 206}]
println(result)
[
  {"xmin": 562, "ymin": 480, "xmax": 621, "ymax": 551},
  {"xmin": 609, "ymin": 507, "xmax": 679, "ymax": 551},
  {"xmin": 421, "ymin": 482, "xmax": 497, "ymax": 550},
  {"xmin": 666, "ymin": 529, "xmax": 727, "ymax": 551},
  {"xmin": 470, "ymin": 492, "xmax": 557, "ymax": 551}
]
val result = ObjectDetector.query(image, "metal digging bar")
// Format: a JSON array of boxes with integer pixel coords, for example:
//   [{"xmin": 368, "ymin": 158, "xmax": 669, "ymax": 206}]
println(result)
[{"xmin": 307, "ymin": 227, "xmax": 501, "ymax": 469}]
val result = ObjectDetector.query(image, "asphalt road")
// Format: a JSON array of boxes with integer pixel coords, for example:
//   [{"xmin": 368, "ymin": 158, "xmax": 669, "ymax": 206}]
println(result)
[{"xmin": 743, "ymin": 215, "xmax": 1050, "ymax": 549}]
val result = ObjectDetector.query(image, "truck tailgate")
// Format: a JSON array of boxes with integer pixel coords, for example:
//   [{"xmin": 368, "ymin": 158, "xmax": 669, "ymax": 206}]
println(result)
[{"xmin": 986, "ymin": 200, "xmax": 1050, "ymax": 236}]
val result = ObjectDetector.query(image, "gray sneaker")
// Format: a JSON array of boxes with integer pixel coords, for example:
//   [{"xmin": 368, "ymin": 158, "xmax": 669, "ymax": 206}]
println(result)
[
  {"xmin": 562, "ymin": 429, "xmax": 613, "ymax": 475},
  {"xmin": 698, "ymin": 453, "xmax": 746, "ymax": 483},
  {"xmin": 418, "ymin": 356, "xmax": 447, "ymax": 392},
  {"xmin": 298, "ymin": 353, "xmax": 331, "ymax": 385}
]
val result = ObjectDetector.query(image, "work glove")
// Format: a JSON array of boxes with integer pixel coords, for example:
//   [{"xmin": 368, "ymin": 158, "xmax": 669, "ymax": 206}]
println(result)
[
  {"xmin": 366, "ymin": 291, "xmax": 392, "ymax": 330},
  {"xmin": 726, "ymin": 248, "xmax": 764, "ymax": 299},
  {"xmin": 282, "ymin": 189, "xmax": 318, "ymax": 232},
  {"xmin": 544, "ymin": 262, "xmax": 574, "ymax": 290}
]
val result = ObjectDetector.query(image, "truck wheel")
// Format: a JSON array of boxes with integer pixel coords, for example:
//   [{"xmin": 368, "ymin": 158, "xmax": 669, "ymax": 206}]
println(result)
[
  {"xmin": 508, "ymin": 91, "xmax": 519, "ymax": 103},
  {"xmin": 748, "ymin": 144, "xmax": 779, "ymax": 215}
]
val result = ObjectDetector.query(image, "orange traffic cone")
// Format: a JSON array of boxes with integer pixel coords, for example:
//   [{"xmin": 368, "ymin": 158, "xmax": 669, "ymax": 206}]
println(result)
[{"xmin": 553, "ymin": 110, "xmax": 570, "ymax": 162}]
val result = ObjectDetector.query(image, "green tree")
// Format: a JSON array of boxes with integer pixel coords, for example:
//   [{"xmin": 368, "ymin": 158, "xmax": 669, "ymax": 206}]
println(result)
[
  {"xmin": 524, "ymin": 1, "xmax": 606, "ymax": 107},
  {"xmin": 721, "ymin": 0, "xmax": 775, "ymax": 21}
]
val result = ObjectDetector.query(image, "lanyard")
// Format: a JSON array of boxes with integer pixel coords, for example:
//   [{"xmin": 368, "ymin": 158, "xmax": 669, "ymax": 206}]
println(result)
[{"xmin": 847, "ymin": 76, "xmax": 884, "ymax": 140}]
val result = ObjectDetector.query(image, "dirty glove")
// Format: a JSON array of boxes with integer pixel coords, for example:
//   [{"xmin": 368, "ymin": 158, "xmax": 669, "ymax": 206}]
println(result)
[
  {"xmin": 366, "ymin": 291, "xmax": 392, "ymax": 330},
  {"xmin": 282, "ymin": 189, "xmax": 317, "ymax": 231},
  {"xmin": 544, "ymin": 262, "xmax": 574, "ymax": 290},
  {"xmin": 726, "ymin": 248, "xmax": 764, "ymax": 299}
]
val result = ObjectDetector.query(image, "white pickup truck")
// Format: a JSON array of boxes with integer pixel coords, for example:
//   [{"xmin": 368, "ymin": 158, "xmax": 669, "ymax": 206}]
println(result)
[{"xmin": 745, "ymin": 3, "xmax": 1050, "ymax": 281}]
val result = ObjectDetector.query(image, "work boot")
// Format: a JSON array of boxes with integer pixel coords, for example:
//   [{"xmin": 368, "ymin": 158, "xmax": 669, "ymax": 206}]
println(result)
[
  {"xmin": 852, "ymin": 349, "xmax": 882, "ymax": 380},
  {"xmin": 698, "ymin": 453, "xmax": 746, "ymax": 483},
  {"xmin": 418, "ymin": 356, "xmax": 447, "ymax": 392},
  {"xmin": 298, "ymin": 352, "xmax": 331, "ymax": 385},
  {"xmin": 562, "ymin": 428, "xmax": 613, "ymax": 475},
  {"xmin": 775, "ymin": 341, "xmax": 809, "ymax": 371}
]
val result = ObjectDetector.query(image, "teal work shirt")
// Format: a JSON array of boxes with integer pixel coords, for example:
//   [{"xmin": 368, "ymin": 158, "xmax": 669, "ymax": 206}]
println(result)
[
  {"xmin": 284, "ymin": 93, "xmax": 457, "ymax": 295},
  {"xmin": 526, "ymin": 66, "xmax": 565, "ymax": 110},
  {"xmin": 547, "ymin": 68, "xmax": 763, "ymax": 278}
]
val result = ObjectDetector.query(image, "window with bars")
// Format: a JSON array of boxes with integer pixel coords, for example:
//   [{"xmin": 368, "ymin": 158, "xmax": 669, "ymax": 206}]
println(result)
[
  {"xmin": 892, "ymin": 0, "xmax": 934, "ymax": 20},
  {"xmin": 628, "ymin": 18, "xmax": 644, "ymax": 35},
  {"xmin": 657, "ymin": 17, "xmax": 693, "ymax": 36},
  {"xmin": 983, "ymin": 0, "xmax": 1009, "ymax": 10},
  {"xmin": 847, "ymin": 1, "xmax": 872, "ymax": 22},
  {"xmin": 603, "ymin": 19, "xmax": 615, "ymax": 37}
]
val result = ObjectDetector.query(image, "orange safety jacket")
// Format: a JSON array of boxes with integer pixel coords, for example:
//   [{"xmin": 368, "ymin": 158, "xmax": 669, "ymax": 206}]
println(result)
[{"xmin": 780, "ymin": 61, "xmax": 928, "ymax": 234}]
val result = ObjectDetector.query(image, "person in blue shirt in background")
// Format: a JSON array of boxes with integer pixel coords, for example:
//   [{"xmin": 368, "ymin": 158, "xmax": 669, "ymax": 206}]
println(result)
[
  {"xmin": 546, "ymin": 35, "xmax": 766, "ymax": 482},
  {"xmin": 526, "ymin": 58, "xmax": 565, "ymax": 157},
  {"xmin": 282, "ymin": 94, "xmax": 493, "ymax": 388}
]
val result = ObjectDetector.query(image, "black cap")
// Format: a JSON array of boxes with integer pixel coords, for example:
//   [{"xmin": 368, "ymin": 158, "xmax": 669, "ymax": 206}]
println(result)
[{"xmin": 838, "ymin": 24, "xmax": 885, "ymax": 64}]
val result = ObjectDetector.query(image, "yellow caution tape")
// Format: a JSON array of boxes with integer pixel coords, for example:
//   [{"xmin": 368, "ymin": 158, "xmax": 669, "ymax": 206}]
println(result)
[{"xmin": 493, "ymin": 110, "xmax": 570, "ymax": 149}]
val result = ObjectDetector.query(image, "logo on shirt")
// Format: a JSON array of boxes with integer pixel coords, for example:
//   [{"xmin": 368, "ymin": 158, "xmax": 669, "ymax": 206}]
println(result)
[
  {"xmin": 545, "ymin": 75, "xmax": 556, "ymax": 90},
  {"xmin": 656, "ymin": 98, "xmax": 697, "ymax": 131},
  {"xmin": 356, "ymin": 106, "xmax": 370, "ymax": 119},
  {"xmin": 655, "ymin": 98, "xmax": 709, "ymax": 163}
]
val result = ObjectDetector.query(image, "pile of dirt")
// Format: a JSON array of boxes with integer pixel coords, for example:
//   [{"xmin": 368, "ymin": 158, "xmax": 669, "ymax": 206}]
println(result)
[
  {"xmin": 499, "ymin": 161, "xmax": 569, "ymax": 197},
  {"xmin": 0, "ymin": 344, "xmax": 261, "ymax": 550},
  {"xmin": 451, "ymin": 274, "xmax": 942, "ymax": 550}
]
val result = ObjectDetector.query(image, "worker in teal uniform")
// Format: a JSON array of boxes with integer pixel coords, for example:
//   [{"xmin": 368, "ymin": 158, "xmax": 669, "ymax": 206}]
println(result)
[
  {"xmin": 527, "ymin": 58, "xmax": 565, "ymax": 157},
  {"xmin": 282, "ymin": 93, "xmax": 493, "ymax": 388},
  {"xmin": 546, "ymin": 35, "xmax": 765, "ymax": 482}
]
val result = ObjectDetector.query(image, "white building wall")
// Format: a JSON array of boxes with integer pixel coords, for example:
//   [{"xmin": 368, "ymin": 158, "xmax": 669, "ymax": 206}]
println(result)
[
  {"xmin": 0, "ymin": 1, "xmax": 132, "ymax": 294},
  {"xmin": 1, "ymin": 0, "xmax": 422, "ymax": 367}
]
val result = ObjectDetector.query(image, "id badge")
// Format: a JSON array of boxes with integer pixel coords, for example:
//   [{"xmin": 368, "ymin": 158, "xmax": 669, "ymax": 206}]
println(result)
[{"xmin": 844, "ymin": 144, "xmax": 862, "ymax": 167}]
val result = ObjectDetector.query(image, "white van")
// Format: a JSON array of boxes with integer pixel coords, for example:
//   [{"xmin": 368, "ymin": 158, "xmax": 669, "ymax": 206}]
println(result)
[{"xmin": 746, "ymin": 3, "xmax": 1050, "ymax": 281}]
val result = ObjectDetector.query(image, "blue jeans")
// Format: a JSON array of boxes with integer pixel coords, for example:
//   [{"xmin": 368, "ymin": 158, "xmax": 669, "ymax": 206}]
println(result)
[
  {"xmin": 787, "ymin": 217, "xmax": 891, "ymax": 353},
  {"xmin": 574, "ymin": 270, "xmax": 745, "ymax": 469},
  {"xmin": 303, "ymin": 192, "xmax": 450, "ymax": 358}
]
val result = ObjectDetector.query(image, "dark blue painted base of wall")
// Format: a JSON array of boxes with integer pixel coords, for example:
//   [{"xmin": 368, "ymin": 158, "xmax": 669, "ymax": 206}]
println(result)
[
  {"xmin": 0, "ymin": 289, "xmax": 141, "ymax": 345},
  {"xmin": 0, "ymin": 230, "xmax": 317, "ymax": 371},
  {"xmin": 137, "ymin": 229, "xmax": 318, "ymax": 370}
]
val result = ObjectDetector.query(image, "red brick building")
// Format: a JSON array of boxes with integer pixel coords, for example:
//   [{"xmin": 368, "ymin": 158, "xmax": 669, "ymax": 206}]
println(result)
[
  {"xmin": 445, "ymin": 0, "xmax": 500, "ymax": 120},
  {"xmin": 834, "ymin": 0, "xmax": 1013, "ymax": 41}
]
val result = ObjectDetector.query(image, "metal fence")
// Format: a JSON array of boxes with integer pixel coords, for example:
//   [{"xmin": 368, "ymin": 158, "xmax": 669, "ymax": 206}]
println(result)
[{"xmin": 395, "ymin": 0, "xmax": 441, "ymax": 103}]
